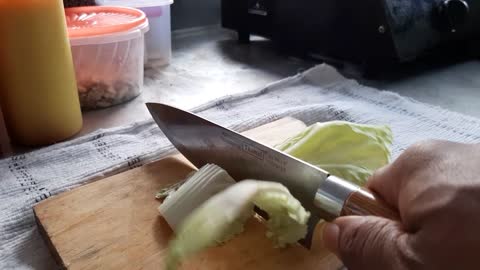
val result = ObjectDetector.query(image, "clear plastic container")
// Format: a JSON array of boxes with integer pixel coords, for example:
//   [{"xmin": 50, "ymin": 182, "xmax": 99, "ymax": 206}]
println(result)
[
  {"xmin": 96, "ymin": 0, "xmax": 174, "ymax": 66},
  {"xmin": 65, "ymin": 6, "xmax": 150, "ymax": 110}
]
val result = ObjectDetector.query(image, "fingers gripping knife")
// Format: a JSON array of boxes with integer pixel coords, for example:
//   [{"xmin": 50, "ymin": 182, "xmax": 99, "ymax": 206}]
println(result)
[{"xmin": 146, "ymin": 103, "xmax": 399, "ymax": 248}]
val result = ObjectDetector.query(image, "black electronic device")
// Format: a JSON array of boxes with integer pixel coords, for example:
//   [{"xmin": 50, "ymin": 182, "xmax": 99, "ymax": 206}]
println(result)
[{"xmin": 221, "ymin": 0, "xmax": 479, "ymax": 70}]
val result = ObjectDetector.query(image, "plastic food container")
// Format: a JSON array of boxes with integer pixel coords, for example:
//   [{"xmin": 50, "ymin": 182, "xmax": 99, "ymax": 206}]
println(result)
[
  {"xmin": 96, "ymin": 0, "xmax": 173, "ymax": 66},
  {"xmin": 65, "ymin": 6, "xmax": 149, "ymax": 109}
]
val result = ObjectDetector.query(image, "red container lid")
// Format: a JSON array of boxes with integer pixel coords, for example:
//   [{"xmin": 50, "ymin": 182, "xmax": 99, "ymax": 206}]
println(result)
[{"xmin": 65, "ymin": 6, "xmax": 147, "ymax": 38}]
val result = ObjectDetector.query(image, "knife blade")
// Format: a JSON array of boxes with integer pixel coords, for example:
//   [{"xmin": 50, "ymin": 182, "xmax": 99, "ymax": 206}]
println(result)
[{"xmin": 146, "ymin": 103, "xmax": 399, "ymax": 248}]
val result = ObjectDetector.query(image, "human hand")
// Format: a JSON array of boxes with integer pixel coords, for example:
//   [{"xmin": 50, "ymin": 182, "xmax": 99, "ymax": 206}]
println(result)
[{"xmin": 323, "ymin": 140, "xmax": 480, "ymax": 270}]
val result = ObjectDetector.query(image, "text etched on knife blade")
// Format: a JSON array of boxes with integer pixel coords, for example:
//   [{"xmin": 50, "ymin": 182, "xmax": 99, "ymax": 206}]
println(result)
[
  {"xmin": 221, "ymin": 131, "xmax": 288, "ymax": 173},
  {"xmin": 265, "ymin": 153, "xmax": 287, "ymax": 173},
  {"xmin": 221, "ymin": 131, "xmax": 264, "ymax": 161}
]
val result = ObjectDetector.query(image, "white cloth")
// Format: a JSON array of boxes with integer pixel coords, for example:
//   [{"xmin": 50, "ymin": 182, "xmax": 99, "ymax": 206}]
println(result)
[{"xmin": 1, "ymin": 64, "xmax": 480, "ymax": 269}]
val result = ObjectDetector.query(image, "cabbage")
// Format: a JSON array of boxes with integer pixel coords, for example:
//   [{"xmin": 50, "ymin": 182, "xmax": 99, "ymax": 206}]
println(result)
[
  {"xmin": 276, "ymin": 121, "xmax": 393, "ymax": 185},
  {"xmin": 159, "ymin": 121, "xmax": 393, "ymax": 270},
  {"xmin": 165, "ymin": 180, "xmax": 310, "ymax": 270},
  {"xmin": 158, "ymin": 164, "xmax": 236, "ymax": 230}
]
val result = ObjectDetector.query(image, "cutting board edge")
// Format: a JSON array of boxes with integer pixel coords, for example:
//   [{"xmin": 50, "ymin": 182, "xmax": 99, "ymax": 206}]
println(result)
[
  {"xmin": 34, "ymin": 208, "xmax": 68, "ymax": 270},
  {"xmin": 33, "ymin": 155, "xmax": 194, "ymax": 209},
  {"xmin": 33, "ymin": 155, "xmax": 197, "ymax": 270}
]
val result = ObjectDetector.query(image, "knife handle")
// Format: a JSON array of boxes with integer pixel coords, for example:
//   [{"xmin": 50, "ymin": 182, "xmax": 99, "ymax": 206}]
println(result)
[
  {"xmin": 341, "ymin": 188, "xmax": 399, "ymax": 220},
  {"xmin": 314, "ymin": 175, "xmax": 399, "ymax": 221}
]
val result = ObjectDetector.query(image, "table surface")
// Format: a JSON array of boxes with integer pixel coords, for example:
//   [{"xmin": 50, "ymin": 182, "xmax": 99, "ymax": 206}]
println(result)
[{"xmin": 1, "ymin": 25, "xmax": 480, "ymax": 158}]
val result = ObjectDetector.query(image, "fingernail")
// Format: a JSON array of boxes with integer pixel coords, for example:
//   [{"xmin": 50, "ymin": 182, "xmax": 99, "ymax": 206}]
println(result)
[{"xmin": 323, "ymin": 222, "xmax": 340, "ymax": 255}]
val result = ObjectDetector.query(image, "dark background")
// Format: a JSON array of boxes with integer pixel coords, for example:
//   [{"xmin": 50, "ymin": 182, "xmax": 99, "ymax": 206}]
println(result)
[{"xmin": 171, "ymin": 0, "xmax": 221, "ymax": 30}]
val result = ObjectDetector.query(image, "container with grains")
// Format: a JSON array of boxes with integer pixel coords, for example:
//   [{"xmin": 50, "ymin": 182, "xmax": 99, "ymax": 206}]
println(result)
[{"xmin": 66, "ymin": 6, "xmax": 149, "ymax": 110}]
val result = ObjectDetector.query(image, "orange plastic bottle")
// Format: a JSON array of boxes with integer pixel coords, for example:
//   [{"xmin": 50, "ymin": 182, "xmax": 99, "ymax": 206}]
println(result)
[{"xmin": 0, "ymin": 0, "xmax": 82, "ymax": 146}]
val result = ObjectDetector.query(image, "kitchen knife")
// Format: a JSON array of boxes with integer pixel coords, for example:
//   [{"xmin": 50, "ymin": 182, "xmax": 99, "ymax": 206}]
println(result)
[{"xmin": 146, "ymin": 103, "xmax": 398, "ymax": 248}]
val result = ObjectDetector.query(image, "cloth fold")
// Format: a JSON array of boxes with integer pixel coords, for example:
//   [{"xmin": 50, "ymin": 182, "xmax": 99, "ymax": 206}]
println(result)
[{"xmin": 1, "ymin": 64, "xmax": 479, "ymax": 269}]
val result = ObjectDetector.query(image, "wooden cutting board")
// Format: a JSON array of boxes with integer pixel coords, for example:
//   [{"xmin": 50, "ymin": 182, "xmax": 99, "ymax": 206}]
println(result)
[{"xmin": 34, "ymin": 117, "xmax": 343, "ymax": 270}]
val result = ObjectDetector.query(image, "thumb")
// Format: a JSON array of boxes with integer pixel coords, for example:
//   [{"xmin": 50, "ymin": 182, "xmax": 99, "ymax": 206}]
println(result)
[{"xmin": 323, "ymin": 216, "xmax": 411, "ymax": 270}]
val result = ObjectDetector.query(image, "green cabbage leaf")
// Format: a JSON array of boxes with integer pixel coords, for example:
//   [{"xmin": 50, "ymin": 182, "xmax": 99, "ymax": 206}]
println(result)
[{"xmin": 276, "ymin": 121, "xmax": 393, "ymax": 185}]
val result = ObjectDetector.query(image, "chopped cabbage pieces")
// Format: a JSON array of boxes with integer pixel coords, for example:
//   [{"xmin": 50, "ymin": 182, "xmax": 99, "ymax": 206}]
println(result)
[
  {"xmin": 158, "ymin": 164, "xmax": 236, "ymax": 230},
  {"xmin": 165, "ymin": 180, "xmax": 310, "ymax": 270}
]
